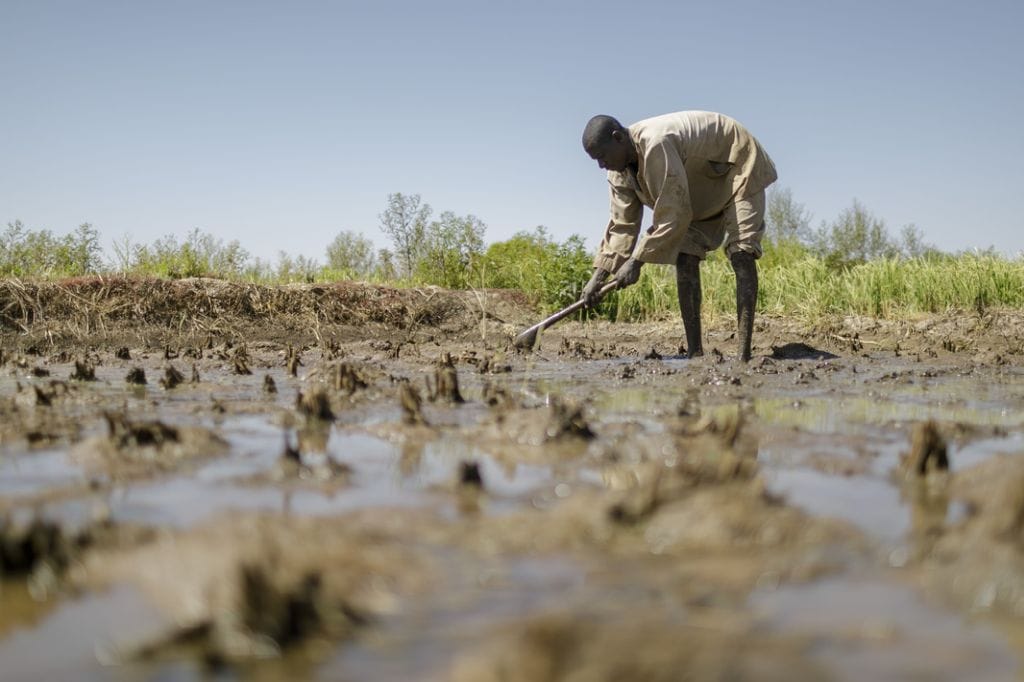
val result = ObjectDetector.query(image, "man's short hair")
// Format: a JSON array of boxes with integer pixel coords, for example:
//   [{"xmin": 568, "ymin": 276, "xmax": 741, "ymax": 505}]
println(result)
[{"xmin": 582, "ymin": 115, "xmax": 625, "ymax": 150}]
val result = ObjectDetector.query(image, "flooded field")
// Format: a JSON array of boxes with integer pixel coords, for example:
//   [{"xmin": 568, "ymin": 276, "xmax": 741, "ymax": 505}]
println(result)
[{"xmin": 2, "ymin": 279, "xmax": 1024, "ymax": 680}]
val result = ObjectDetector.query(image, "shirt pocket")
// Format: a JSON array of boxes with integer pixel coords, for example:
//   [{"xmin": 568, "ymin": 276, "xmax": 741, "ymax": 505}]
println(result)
[{"xmin": 703, "ymin": 160, "xmax": 733, "ymax": 178}]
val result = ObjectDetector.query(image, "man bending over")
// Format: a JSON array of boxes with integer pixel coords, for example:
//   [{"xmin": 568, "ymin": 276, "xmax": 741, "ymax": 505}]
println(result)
[{"xmin": 581, "ymin": 111, "xmax": 777, "ymax": 362}]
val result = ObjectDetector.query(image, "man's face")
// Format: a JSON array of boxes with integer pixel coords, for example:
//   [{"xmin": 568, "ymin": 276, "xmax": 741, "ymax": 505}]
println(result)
[{"xmin": 585, "ymin": 132, "xmax": 632, "ymax": 173}]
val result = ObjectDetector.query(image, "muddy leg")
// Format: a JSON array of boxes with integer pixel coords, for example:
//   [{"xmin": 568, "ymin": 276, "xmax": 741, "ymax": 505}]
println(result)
[
  {"xmin": 730, "ymin": 251, "xmax": 758, "ymax": 362},
  {"xmin": 675, "ymin": 253, "xmax": 703, "ymax": 358}
]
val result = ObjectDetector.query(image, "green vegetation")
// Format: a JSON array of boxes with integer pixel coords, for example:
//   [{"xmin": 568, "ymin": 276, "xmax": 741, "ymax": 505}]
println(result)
[
  {"xmin": 615, "ymin": 246, "xmax": 1024, "ymax": 323},
  {"xmin": 476, "ymin": 226, "xmax": 593, "ymax": 311},
  {"xmin": 4, "ymin": 187, "xmax": 1023, "ymax": 321},
  {"xmin": 110, "ymin": 228, "xmax": 251, "ymax": 279},
  {"xmin": 1, "ymin": 221, "xmax": 102, "ymax": 277}
]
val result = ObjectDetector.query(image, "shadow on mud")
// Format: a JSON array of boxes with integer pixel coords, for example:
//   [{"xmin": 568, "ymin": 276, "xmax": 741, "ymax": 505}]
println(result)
[{"xmin": 770, "ymin": 342, "xmax": 839, "ymax": 360}]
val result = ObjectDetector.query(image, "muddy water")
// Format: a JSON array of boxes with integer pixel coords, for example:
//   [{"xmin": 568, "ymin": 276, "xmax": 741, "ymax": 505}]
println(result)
[{"xmin": 1, "ymin": 345, "xmax": 1023, "ymax": 680}]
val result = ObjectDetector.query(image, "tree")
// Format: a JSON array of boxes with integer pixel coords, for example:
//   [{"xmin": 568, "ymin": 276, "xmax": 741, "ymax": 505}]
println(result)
[
  {"xmin": 376, "ymin": 249, "xmax": 397, "ymax": 280},
  {"xmin": 898, "ymin": 223, "xmax": 939, "ymax": 259},
  {"xmin": 811, "ymin": 199, "xmax": 897, "ymax": 267},
  {"xmin": 326, "ymin": 230, "xmax": 377, "ymax": 277},
  {"xmin": 379, "ymin": 193, "xmax": 432, "ymax": 279},
  {"xmin": 766, "ymin": 187, "xmax": 812, "ymax": 245},
  {"xmin": 416, "ymin": 211, "xmax": 486, "ymax": 288},
  {"xmin": 275, "ymin": 251, "xmax": 320, "ymax": 282}
]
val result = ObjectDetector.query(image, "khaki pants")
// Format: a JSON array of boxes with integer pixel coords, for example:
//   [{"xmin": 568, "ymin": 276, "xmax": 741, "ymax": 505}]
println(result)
[{"xmin": 676, "ymin": 190, "xmax": 766, "ymax": 260}]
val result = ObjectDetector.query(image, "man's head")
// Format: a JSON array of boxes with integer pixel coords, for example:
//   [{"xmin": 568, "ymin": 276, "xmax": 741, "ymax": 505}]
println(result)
[{"xmin": 582, "ymin": 115, "xmax": 635, "ymax": 172}]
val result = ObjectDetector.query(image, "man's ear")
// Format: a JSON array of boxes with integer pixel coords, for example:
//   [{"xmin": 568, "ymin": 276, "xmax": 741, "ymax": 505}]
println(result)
[{"xmin": 610, "ymin": 129, "xmax": 626, "ymax": 144}]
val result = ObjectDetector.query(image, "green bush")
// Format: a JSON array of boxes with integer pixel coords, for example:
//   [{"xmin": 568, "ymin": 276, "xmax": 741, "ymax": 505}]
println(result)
[
  {"xmin": 1, "ymin": 221, "xmax": 102, "ymax": 277},
  {"xmin": 326, "ymin": 230, "xmax": 377, "ymax": 279},
  {"xmin": 479, "ymin": 226, "xmax": 593, "ymax": 312},
  {"xmin": 114, "ymin": 228, "xmax": 251, "ymax": 279},
  {"xmin": 414, "ymin": 211, "xmax": 486, "ymax": 289}
]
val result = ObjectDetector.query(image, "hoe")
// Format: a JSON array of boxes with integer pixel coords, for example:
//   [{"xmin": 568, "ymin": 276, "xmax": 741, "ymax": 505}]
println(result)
[{"xmin": 513, "ymin": 281, "xmax": 618, "ymax": 350}]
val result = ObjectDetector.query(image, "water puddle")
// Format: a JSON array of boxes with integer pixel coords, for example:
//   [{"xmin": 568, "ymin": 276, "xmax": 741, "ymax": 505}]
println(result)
[
  {"xmin": 0, "ymin": 585, "xmax": 170, "ymax": 680},
  {"xmin": 3, "ymin": 351, "xmax": 1024, "ymax": 678},
  {"xmin": 0, "ymin": 448, "xmax": 86, "ymax": 498},
  {"xmin": 750, "ymin": 576, "xmax": 1019, "ymax": 680}
]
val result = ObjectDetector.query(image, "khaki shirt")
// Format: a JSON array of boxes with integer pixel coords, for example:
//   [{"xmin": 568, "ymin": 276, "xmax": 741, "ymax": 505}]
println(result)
[{"xmin": 594, "ymin": 111, "xmax": 778, "ymax": 273}]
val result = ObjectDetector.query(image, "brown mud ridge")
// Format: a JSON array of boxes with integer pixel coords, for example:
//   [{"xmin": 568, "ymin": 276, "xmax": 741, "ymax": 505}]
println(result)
[{"xmin": 1, "ymin": 277, "xmax": 1024, "ymax": 680}]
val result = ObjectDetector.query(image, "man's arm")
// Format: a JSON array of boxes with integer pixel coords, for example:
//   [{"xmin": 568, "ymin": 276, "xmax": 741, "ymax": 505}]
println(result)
[
  {"xmin": 592, "ymin": 178, "xmax": 643, "ymax": 275},
  {"xmin": 632, "ymin": 142, "xmax": 693, "ymax": 264}
]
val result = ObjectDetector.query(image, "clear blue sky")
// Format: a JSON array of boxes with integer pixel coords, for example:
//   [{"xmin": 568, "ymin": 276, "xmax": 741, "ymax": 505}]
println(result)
[{"xmin": 2, "ymin": 0, "xmax": 1022, "ymax": 264}]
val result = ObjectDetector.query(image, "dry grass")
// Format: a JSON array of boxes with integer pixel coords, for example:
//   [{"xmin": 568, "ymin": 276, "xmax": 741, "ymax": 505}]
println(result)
[{"xmin": 0, "ymin": 276, "xmax": 523, "ymax": 348}]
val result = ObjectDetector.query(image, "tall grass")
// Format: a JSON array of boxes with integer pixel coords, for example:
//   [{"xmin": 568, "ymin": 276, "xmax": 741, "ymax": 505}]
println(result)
[{"xmin": 612, "ymin": 248, "xmax": 1024, "ymax": 322}]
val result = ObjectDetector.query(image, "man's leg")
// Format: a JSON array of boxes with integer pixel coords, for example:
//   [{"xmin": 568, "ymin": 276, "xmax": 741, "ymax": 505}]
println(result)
[
  {"xmin": 730, "ymin": 251, "xmax": 758, "ymax": 362},
  {"xmin": 721, "ymin": 191, "xmax": 766, "ymax": 363},
  {"xmin": 675, "ymin": 253, "xmax": 703, "ymax": 358}
]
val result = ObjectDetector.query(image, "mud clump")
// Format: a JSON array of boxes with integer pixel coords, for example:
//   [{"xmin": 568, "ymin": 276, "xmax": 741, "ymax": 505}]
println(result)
[
  {"xmin": 429, "ymin": 353, "xmax": 464, "ymax": 404},
  {"xmin": 676, "ymin": 407, "xmax": 748, "ymax": 450},
  {"xmin": 459, "ymin": 460, "xmax": 484, "ymax": 489},
  {"xmin": 232, "ymin": 356, "xmax": 251, "ymax": 376},
  {"xmin": 916, "ymin": 456, "xmax": 1024, "ymax": 616},
  {"xmin": 482, "ymin": 381, "xmax": 515, "ymax": 409},
  {"xmin": 160, "ymin": 364, "xmax": 185, "ymax": 389},
  {"xmin": 0, "ymin": 517, "xmax": 73, "ymax": 577},
  {"xmin": 80, "ymin": 513, "xmax": 435, "ymax": 664},
  {"xmin": 903, "ymin": 421, "xmax": 949, "ymax": 477},
  {"xmin": 18, "ymin": 380, "xmax": 72, "ymax": 407},
  {"xmin": 608, "ymin": 444, "xmax": 758, "ymax": 525},
  {"xmin": 296, "ymin": 388, "xmax": 334, "ymax": 421},
  {"xmin": 450, "ymin": 610, "xmax": 825, "ymax": 682},
  {"xmin": 559, "ymin": 337, "xmax": 598, "ymax": 360},
  {"xmin": 1, "ymin": 514, "xmax": 133, "ymax": 591},
  {"xmin": 329, "ymin": 362, "xmax": 367, "ymax": 395},
  {"xmin": 70, "ymin": 359, "xmax": 97, "ymax": 381},
  {"xmin": 476, "ymin": 352, "xmax": 511, "ymax": 374},
  {"xmin": 285, "ymin": 345, "xmax": 302, "ymax": 377},
  {"xmin": 125, "ymin": 367, "xmax": 147, "ymax": 385},
  {"xmin": 72, "ymin": 413, "xmax": 228, "ymax": 478},
  {"xmin": 544, "ymin": 398, "xmax": 593, "ymax": 441},
  {"xmin": 104, "ymin": 412, "xmax": 179, "ymax": 449},
  {"xmin": 263, "ymin": 374, "xmax": 277, "ymax": 394},
  {"xmin": 237, "ymin": 562, "xmax": 338, "ymax": 650},
  {"xmin": 399, "ymin": 382, "xmax": 427, "ymax": 426},
  {"xmin": 982, "ymin": 465, "xmax": 1024, "ymax": 542},
  {"xmin": 272, "ymin": 428, "xmax": 352, "ymax": 485}
]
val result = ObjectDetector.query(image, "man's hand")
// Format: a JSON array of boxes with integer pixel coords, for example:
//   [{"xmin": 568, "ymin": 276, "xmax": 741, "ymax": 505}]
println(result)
[
  {"xmin": 613, "ymin": 257, "xmax": 643, "ymax": 288},
  {"xmin": 582, "ymin": 268, "xmax": 609, "ymax": 308}
]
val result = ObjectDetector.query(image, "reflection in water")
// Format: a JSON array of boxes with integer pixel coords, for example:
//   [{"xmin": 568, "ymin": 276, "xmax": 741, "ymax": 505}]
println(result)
[
  {"xmin": 0, "ymin": 585, "xmax": 170, "ymax": 680},
  {"xmin": 399, "ymin": 440, "xmax": 424, "ymax": 477},
  {"xmin": 755, "ymin": 393, "xmax": 1024, "ymax": 434},
  {"xmin": 903, "ymin": 475, "xmax": 952, "ymax": 559},
  {"xmin": 750, "ymin": 577, "xmax": 1018, "ymax": 680},
  {"xmin": 0, "ymin": 581, "xmax": 60, "ymax": 640},
  {"xmin": 297, "ymin": 423, "xmax": 330, "ymax": 454}
]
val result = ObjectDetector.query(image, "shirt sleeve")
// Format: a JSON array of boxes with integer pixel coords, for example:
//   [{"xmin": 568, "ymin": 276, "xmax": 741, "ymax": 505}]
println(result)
[
  {"xmin": 633, "ymin": 142, "xmax": 693, "ymax": 265},
  {"xmin": 592, "ymin": 176, "xmax": 643, "ymax": 273}
]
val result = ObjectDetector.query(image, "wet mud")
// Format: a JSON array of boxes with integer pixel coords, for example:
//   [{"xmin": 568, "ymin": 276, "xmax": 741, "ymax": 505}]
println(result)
[{"xmin": 1, "ymin": 278, "xmax": 1024, "ymax": 679}]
